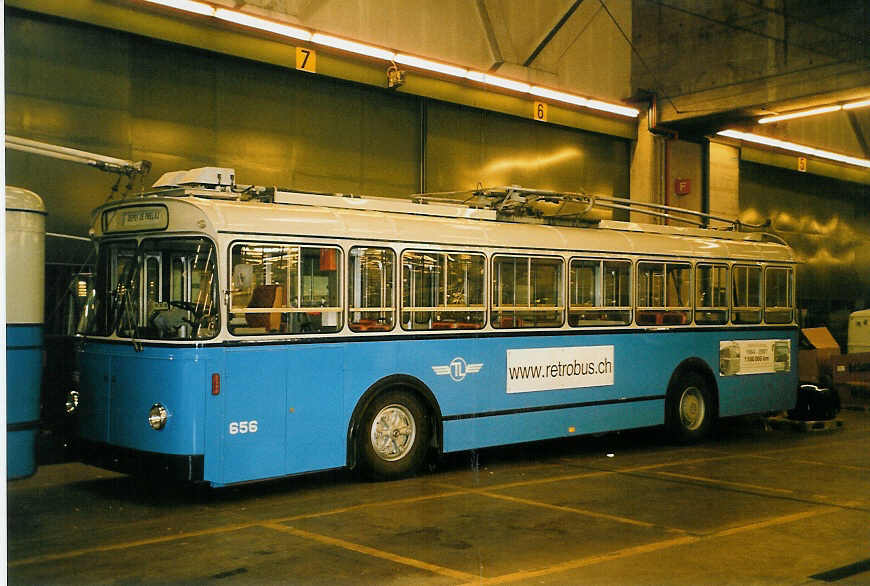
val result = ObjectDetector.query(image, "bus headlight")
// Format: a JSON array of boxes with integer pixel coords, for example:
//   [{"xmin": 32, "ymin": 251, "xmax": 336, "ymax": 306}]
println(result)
[
  {"xmin": 65, "ymin": 390, "xmax": 79, "ymax": 414},
  {"xmin": 148, "ymin": 403, "xmax": 168, "ymax": 430}
]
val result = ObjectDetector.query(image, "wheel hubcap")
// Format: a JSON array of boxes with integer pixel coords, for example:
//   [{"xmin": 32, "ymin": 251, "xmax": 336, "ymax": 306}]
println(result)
[
  {"xmin": 679, "ymin": 386, "xmax": 705, "ymax": 431},
  {"xmin": 370, "ymin": 404, "xmax": 416, "ymax": 462}
]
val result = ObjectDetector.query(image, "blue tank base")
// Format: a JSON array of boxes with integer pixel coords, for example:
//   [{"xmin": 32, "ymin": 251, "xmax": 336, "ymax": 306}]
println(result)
[
  {"xmin": 7, "ymin": 428, "xmax": 38, "ymax": 480},
  {"xmin": 76, "ymin": 439, "xmax": 204, "ymax": 483}
]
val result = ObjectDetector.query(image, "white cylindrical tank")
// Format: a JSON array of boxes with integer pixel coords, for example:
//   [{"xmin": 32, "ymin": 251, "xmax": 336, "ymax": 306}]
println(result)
[
  {"xmin": 847, "ymin": 309, "xmax": 870, "ymax": 354},
  {"xmin": 6, "ymin": 185, "xmax": 46, "ymax": 479}
]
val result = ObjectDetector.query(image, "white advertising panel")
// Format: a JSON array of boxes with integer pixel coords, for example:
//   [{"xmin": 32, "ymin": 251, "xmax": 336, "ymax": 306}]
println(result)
[
  {"xmin": 506, "ymin": 345, "xmax": 614, "ymax": 393},
  {"xmin": 719, "ymin": 339, "xmax": 791, "ymax": 376}
]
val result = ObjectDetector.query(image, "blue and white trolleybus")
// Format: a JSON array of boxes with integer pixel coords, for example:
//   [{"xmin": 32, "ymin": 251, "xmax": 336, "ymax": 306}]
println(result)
[{"xmin": 73, "ymin": 167, "xmax": 798, "ymax": 485}]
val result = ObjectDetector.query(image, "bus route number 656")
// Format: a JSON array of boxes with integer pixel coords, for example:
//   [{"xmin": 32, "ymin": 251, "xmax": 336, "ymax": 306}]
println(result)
[{"xmin": 228, "ymin": 420, "xmax": 258, "ymax": 435}]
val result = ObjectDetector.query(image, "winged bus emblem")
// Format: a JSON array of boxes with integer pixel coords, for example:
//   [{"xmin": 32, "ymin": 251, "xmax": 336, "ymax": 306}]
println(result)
[{"xmin": 432, "ymin": 357, "xmax": 483, "ymax": 382}]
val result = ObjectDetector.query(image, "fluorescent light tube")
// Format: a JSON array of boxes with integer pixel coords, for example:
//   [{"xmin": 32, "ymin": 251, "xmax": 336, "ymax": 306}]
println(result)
[
  {"xmin": 758, "ymin": 105, "xmax": 842, "ymax": 124},
  {"xmin": 214, "ymin": 8, "xmax": 311, "ymax": 41},
  {"xmin": 481, "ymin": 74, "xmax": 530, "ymax": 93},
  {"xmin": 312, "ymin": 33, "xmax": 395, "ymax": 61},
  {"xmin": 583, "ymin": 99, "xmax": 640, "ymax": 118},
  {"xmin": 530, "ymin": 87, "xmax": 587, "ymax": 107},
  {"xmin": 843, "ymin": 98, "xmax": 870, "ymax": 110},
  {"xmin": 395, "ymin": 54, "xmax": 467, "ymax": 78},
  {"xmin": 143, "ymin": 0, "xmax": 215, "ymax": 16},
  {"xmin": 464, "ymin": 70, "xmax": 486, "ymax": 83},
  {"xmin": 717, "ymin": 130, "xmax": 870, "ymax": 168}
]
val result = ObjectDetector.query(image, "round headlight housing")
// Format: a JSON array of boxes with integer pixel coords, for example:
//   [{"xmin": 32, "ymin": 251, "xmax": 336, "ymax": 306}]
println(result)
[
  {"xmin": 148, "ymin": 403, "xmax": 168, "ymax": 430},
  {"xmin": 65, "ymin": 390, "xmax": 80, "ymax": 414}
]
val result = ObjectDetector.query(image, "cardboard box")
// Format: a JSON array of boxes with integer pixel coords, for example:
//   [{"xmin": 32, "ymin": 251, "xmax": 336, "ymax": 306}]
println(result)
[{"xmin": 798, "ymin": 327, "xmax": 841, "ymax": 384}]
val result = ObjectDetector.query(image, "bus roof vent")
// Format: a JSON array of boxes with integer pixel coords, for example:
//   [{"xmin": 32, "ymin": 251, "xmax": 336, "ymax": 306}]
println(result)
[{"xmin": 152, "ymin": 167, "xmax": 236, "ymax": 189}]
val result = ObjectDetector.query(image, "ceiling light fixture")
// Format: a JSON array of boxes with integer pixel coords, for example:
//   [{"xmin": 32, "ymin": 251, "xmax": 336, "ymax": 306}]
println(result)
[
  {"xmin": 843, "ymin": 98, "xmax": 870, "ymax": 110},
  {"xmin": 312, "ymin": 33, "xmax": 396, "ymax": 61},
  {"xmin": 530, "ymin": 86, "xmax": 588, "ymax": 107},
  {"xmin": 758, "ymin": 105, "xmax": 842, "ymax": 124},
  {"xmin": 717, "ymin": 130, "xmax": 870, "ymax": 169},
  {"xmin": 214, "ymin": 8, "xmax": 311, "ymax": 41},
  {"xmin": 140, "ymin": 0, "xmax": 639, "ymax": 118},
  {"xmin": 143, "ymin": 0, "xmax": 215, "ymax": 16},
  {"xmin": 584, "ymin": 99, "xmax": 640, "ymax": 117},
  {"xmin": 758, "ymin": 97, "xmax": 870, "ymax": 124},
  {"xmin": 481, "ymin": 74, "xmax": 531, "ymax": 94},
  {"xmin": 394, "ymin": 54, "xmax": 468, "ymax": 78}
]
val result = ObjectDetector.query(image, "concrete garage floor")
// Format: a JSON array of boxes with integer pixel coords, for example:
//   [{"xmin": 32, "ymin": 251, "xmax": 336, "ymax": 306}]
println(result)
[{"xmin": 8, "ymin": 410, "xmax": 870, "ymax": 584}]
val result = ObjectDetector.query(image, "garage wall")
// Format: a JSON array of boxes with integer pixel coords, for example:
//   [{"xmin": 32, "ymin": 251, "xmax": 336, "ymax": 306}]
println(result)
[
  {"xmin": 425, "ymin": 101, "xmax": 630, "ymax": 205},
  {"xmin": 6, "ymin": 9, "xmax": 631, "ymax": 241},
  {"xmin": 5, "ymin": 9, "xmax": 421, "ymax": 239},
  {"xmin": 740, "ymin": 161, "xmax": 870, "ymax": 342}
]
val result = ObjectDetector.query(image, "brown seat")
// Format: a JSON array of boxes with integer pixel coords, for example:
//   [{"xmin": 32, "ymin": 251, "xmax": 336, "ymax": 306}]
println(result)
[{"xmin": 246, "ymin": 284, "xmax": 284, "ymax": 331}]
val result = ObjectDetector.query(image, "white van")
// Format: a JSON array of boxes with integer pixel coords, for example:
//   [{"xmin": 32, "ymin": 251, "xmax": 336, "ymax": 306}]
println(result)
[{"xmin": 847, "ymin": 309, "xmax": 870, "ymax": 354}]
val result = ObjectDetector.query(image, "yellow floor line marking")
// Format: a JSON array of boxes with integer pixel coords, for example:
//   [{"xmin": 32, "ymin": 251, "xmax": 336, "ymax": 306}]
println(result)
[
  {"xmin": 8, "ymin": 522, "xmax": 260, "ymax": 568},
  {"xmin": 270, "ymin": 490, "xmax": 468, "ymax": 523},
  {"xmin": 465, "ymin": 535, "xmax": 701, "ymax": 585},
  {"xmin": 262, "ymin": 522, "xmax": 476, "ymax": 581},
  {"xmin": 445, "ymin": 454, "xmax": 744, "ymax": 493},
  {"xmin": 755, "ymin": 436, "xmax": 870, "ymax": 456},
  {"xmin": 469, "ymin": 505, "xmax": 847, "ymax": 585},
  {"xmin": 654, "ymin": 471, "xmax": 794, "ymax": 494},
  {"xmin": 7, "ymin": 490, "xmax": 469, "ymax": 569},
  {"xmin": 7, "ymin": 449, "xmax": 844, "ymax": 570},
  {"xmin": 433, "ymin": 482, "xmax": 681, "ymax": 532},
  {"xmin": 749, "ymin": 454, "xmax": 870, "ymax": 472},
  {"xmin": 711, "ymin": 507, "xmax": 838, "ymax": 537}
]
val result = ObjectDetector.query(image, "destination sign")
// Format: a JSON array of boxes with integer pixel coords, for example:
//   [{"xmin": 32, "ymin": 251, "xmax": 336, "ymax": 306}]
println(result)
[{"xmin": 103, "ymin": 205, "xmax": 168, "ymax": 233}]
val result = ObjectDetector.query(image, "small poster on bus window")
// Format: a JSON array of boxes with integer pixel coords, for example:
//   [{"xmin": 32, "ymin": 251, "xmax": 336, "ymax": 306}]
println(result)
[{"xmin": 719, "ymin": 339, "xmax": 791, "ymax": 376}]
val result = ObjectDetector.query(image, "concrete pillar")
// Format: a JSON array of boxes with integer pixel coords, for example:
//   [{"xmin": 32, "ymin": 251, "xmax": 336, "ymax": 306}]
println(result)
[
  {"xmin": 708, "ymin": 142, "xmax": 741, "ymax": 228},
  {"xmin": 629, "ymin": 110, "xmax": 664, "ymax": 224},
  {"xmin": 666, "ymin": 140, "xmax": 703, "ymax": 225}
]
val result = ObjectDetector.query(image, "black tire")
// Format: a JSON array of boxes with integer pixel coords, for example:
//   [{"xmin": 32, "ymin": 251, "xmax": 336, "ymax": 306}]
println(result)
[
  {"xmin": 358, "ymin": 390, "xmax": 430, "ymax": 481},
  {"xmin": 666, "ymin": 371, "xmax": 714, "ymax": 442}
]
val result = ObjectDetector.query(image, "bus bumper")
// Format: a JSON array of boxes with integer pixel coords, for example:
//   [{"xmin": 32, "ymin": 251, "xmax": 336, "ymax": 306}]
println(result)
[{"xmin": 76, "ymin": 439, "xmax": 204, "ymax": 483}]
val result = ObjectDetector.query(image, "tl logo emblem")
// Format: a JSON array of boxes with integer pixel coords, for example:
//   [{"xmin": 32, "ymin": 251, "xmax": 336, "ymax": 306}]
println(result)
[{"xmin": 432, "ymin": 357, "xmax": 483, "ymax": 382}]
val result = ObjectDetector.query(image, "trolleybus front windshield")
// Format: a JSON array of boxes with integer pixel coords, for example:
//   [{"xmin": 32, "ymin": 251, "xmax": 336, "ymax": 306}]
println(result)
[{"xmin": 82, "ymin": 237, "xmax": 219, "ymax": 341}]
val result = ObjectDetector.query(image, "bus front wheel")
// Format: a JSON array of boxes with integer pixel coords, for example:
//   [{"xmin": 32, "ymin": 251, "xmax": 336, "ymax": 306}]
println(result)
[
  {"xmin": 667, "ymin": 372, "xmax": 714, "ymax": 442},
  {"xmin": 358, "ymin": 390, "xmax": 430, "ymax": 480}
]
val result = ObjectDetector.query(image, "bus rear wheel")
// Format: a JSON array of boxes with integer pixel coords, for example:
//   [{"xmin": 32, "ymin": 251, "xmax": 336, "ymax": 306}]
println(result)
[
  {"xmin": 667, "ymin": 372, "xmax": 714, "ymax": 442},
  {"xmin": 358, "ymin": 390, "xmax": 430, "ymax": 481}
]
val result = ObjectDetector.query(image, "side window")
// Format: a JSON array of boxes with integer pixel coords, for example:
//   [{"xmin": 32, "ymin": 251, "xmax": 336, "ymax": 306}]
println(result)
[
  {"xmin": 636, "ymin": 261, "xmax": 692, "ymax": 325},
  {"xmin": 696, "ymin": 264, "xmax": 729, "ymax": 325},
  {"xmin": 348, "ymin": 247, "xmax": 395, "ymax": 332},
  {"xmin": 732, "ymin": 264, "xmax": 762, "ymax": 324},
  {"xmin": 229, "ymin": 242, "xmax": 342, "ymax": 335},
  {"xmin": 568, "ymin": 258, "xmax": 631, "ymax": 326},
  {"xmin": 492, "ymin": 255, "xmax": 563, "ymax": 328},
  {"xmin": 765, "ymin": 266, "xmax": 793, "ymax": 324},
  {"xmin": 401, "ymin": 251, "xmax": 485, "ymax": 330}
]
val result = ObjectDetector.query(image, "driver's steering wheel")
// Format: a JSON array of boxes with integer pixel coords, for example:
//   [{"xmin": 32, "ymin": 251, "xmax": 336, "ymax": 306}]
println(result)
[{"xmin": 169, "ymin": 300, "xmax": 203, "ymax": 319}]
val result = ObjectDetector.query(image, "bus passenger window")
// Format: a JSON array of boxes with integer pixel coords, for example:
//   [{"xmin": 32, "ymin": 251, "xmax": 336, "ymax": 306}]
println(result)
[
  {"xmin": 568, "ymin": 259, "xmax": 631, "ymax": 326},
  {"xmin": 492, "ymin": 256, "xmax": 563, "ymax": 329},
  {"xmin": 765, "ymin": 266, "xmax": 793, "ymax": 324},
  {"xmin": 401, "ymin": 251, "xmax": 485, "ymax": 331},
  {"xmin": 636, "ymin": 261, "xmax": 691, "ymax": 326},
  {"xmin": 695, "ymin": 264, "xmax": 728, "ymax": 325},
  {"xmin": 349, "ymin": 247, "xmax": 395, "ymax": 332},
  {"xmin": 732, "ymin": 264, "xmax": 762, "ymax": 324},
  {"xmin": 229, "ymin": 242, "xmax": 342, "ymax": 335}
]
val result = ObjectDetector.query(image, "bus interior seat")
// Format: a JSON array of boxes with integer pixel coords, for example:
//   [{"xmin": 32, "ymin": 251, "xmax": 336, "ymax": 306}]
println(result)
[
  {"xmin": 246, "ymin": 284, "xmax": 284, "ymax": 331},
  {"xmin": 352, "ymin": 319, "xmax": 391, "ymax": 332}
]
